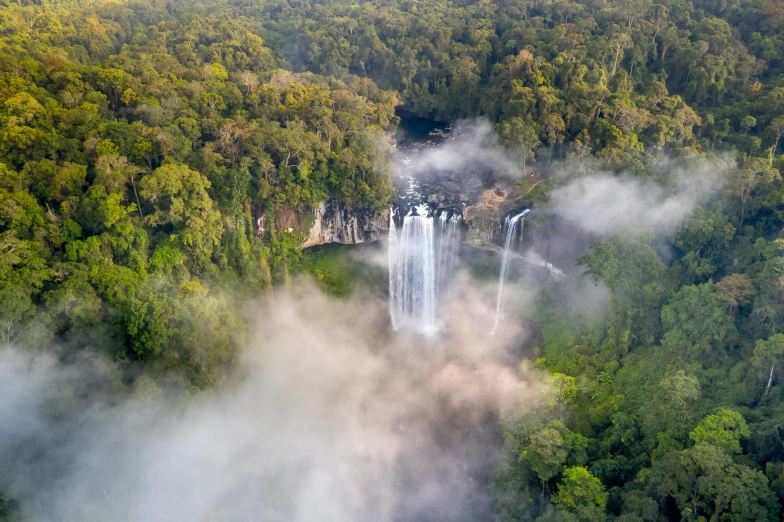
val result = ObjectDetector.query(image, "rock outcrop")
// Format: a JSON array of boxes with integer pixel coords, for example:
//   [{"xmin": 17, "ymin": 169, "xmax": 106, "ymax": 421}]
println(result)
[
  {"xmin": 257, "ymin": 199, "xmax": 390, "ymax": 248},
  {"xmin": 301, "ymin": 199, "xmax": 390, "ymax": 247},
  {"xmin": 462, "ymin": 184, "xmax": 518, "ymax": 247}
]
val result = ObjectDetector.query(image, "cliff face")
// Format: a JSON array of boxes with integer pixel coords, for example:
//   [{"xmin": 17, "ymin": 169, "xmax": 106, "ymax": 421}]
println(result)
[
  {"xmin": 257, "ymin": 199, "xmax": 390, "ymax": 248},
  {"xmin": 301, "ymin": 199, "xmax": 390, "ymax": 247}
]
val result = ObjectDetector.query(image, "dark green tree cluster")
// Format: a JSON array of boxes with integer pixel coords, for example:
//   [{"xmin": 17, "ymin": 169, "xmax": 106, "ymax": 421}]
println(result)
[
  {"xmin": 0, "ymin": 0, "xmax": 399, "ymax": 389},
  {"xmin": 251, "ymin": 0, "xmax": 784, "ymax": 169},
  {"xmin": 497, "ymin": 174, "xmax": 784, "ymax": 518}
]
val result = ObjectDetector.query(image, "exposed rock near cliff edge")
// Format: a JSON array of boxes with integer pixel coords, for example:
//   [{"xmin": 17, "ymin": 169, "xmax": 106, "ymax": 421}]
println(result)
[
  {"xmin": 301, "ymin": 199, "xmax": 390, "ymax": 247},
  {"xmin": 257, "ymin": 199, "xmax": 390, "ymax": 248},
  {"xmin": 462, "ymin": 184, "xmax": 519, "ymax": 247}
]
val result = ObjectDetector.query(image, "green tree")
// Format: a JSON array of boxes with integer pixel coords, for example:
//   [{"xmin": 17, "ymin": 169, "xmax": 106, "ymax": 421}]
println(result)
[
  {"xmin": 661, "ymin": 283, "xmax": 736, "ymax": 361},
  {"xmin": 498, "ymin": 117, "xmax": 539, "ymax": 174},
  {"xmin": 139, "ymin": 163, "xmax": 223, "ymax": 270},
  {"xmin": 728, "ymin": 158, "xmax": 780, "ymax": 226},
  {"xmin": 649, "ymin": 444, "xmax": 779, "ymax": 521},
  {"xmin": 579, "ymin": 235, "xmax": 666, "ymax": 355},
  {"xmin": 741, "ymin": 115, "xmax": 757, "ymax": 136},
  {"xmin": 716, "ymin": 274, "xmax": 756, "ymax": 313},
  {"xmin": 521, "ymin": 422, "xmax": 569, "ymax": 496},
  {"xmin": 768, "ymin": 117, "xmax": 784, "ymax": 154},
  {"xmin": 124, "ymin": 291, "xmax": 174, "ymax": 360},
  {"xmin": 94, "ymin": 154, "xmax": 145, "ymax": 218},
  {"xmin": 552, "ymin": 467, "xmax": 607, "ymax": 522},
  {"xmin": 690, "ymin": 409, "xmax": 749, "ymax": 454},
  {"xmin": 642, "ymin": 370, "xmax": 701, "ymax": 449}
]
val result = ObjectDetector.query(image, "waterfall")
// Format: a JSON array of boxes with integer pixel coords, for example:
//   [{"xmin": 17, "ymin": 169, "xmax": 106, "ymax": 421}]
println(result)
[
  {"xmin": 435, "ymin": 211, "xmax": 461, "ymax": 309},
  {"xmin": 389, "ymin": 206, "xmax": 461, "ymax": 335},
  {"xmin": 389, "ymin": 207, "xmax": 399, "ymax": 330},
  {"xmin": 491, "ymin": 210, "xmax": 529, "ymax": 334}
]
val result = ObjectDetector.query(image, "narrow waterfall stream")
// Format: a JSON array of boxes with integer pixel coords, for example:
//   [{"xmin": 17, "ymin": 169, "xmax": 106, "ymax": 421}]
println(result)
[
  {"xmin": 491, "ymin": 210, "xmax": 529, "ymax": 334},
  {"xmin": 435, "ymin": 210, "xmax": 461, "ymax": 310}
]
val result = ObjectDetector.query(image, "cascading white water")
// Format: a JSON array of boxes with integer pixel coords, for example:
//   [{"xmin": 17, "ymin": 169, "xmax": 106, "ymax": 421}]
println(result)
[
  {"xmin": 491, "ymin": 210, "xmax": 529, "ymax": 334},
  {"xmin": 389, "ymin": 207, "xmax": 399, "ymax": 329},
  {"xmin": 389, "ymin": 205, "xmax": 437, "ymax": 335},
  {"xmin": 389, "ymin": 206, "xmax": 461, "ymax": 336},
  {"xmin": 435, "ymin": 211, "xmax": 461, "ymax": 310}
]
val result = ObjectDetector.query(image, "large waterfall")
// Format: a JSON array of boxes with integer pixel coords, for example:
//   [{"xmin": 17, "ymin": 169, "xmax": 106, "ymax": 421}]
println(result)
[
  {"xmin": 491, "ymin": 210, "xmax": 529, "ymax": 334},
  {"xmin": 389, "ymin": 206, "xmax": 461, "ymax": 335}
]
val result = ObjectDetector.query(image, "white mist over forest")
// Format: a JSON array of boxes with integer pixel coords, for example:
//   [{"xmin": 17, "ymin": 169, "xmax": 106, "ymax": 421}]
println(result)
[{"xmin": 0, "ymin": 282, "xmax": 541, "ymax": 522}]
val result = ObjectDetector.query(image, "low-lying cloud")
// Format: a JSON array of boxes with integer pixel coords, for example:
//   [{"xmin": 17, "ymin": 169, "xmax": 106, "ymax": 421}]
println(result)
[
  {"xmin": 398, "ymin": 118, "xmax": 729, "ymax": 239},
  {"xmin": 0, "ymin": 280, "xmax": 541, "ymax": 522},
  {"xmin": 401, "ymin": 119, "xmax": 525, "ymax": 179},
  {"xmin": 549, "ymin": 157, "xmax": 729, "ymax": 236},
  {"xmin": 1, "ymin": 118, "xmax": 732, "ymax": 522}
]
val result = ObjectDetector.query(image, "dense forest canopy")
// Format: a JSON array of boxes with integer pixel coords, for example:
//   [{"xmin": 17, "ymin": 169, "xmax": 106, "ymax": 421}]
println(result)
[
  {"xmin": 0, "ymin": 0, "xmax": 401, "ymax": 390},
  {"xmin": 3, "ymin": 0, "xmax": 784, "ymax": 520}
]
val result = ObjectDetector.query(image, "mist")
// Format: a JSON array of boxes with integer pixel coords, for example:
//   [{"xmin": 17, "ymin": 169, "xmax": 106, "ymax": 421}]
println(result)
[
  {"xmin": 401, "ymin": 119, "xmax": 525, "ymax": 179},
  {"xmin": 0, "ymin": 280, "xmax": 542, "ymax": 522},
  {"xmin": 549, "ymin": 157, "xmax": 730, "ymax": 236},
  {"xmin": 398, "ymin": 118, "xmax": 728, "ymax": 239}
]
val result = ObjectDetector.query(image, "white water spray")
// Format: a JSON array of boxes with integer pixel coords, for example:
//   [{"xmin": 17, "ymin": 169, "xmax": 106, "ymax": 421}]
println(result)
[
  {"xmin": 491, "ymin": 210, "xmax": 529, "ymax": 334},
  {"xmin": 389, "ymin": 207, "xmax": 461, "ymax": 336}
]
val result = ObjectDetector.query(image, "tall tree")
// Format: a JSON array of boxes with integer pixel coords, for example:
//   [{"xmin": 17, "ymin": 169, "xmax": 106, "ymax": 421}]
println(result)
[{"xmin": 753, "ymin": 334, "xmax": 784, "ymax": 395}]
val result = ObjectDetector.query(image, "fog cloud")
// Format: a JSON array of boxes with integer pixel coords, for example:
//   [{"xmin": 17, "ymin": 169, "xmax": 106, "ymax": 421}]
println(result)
[
  {"xmin": 548, "ymin": 157, "xmax": 730, "ymax": 236},
  {"xmin": 399, "ymin": 118, "xmax": 728, "ymax": 238},
  {"xmin": 0, "ymin": 279, "xmax": 541, "ymax": 522},
  {"xmin": 402, "ymin": 119, "xmax": 524, "ymax": 179},
  {"xmin": 1, "ymin": 119, "xmax": 728, "ymax": 522}
]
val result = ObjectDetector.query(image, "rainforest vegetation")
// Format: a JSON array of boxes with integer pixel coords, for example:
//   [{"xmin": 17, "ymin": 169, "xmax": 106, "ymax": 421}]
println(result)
[{"xmin": 3, "ymin": 0, "xmax": 784, "ymax": 519}]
